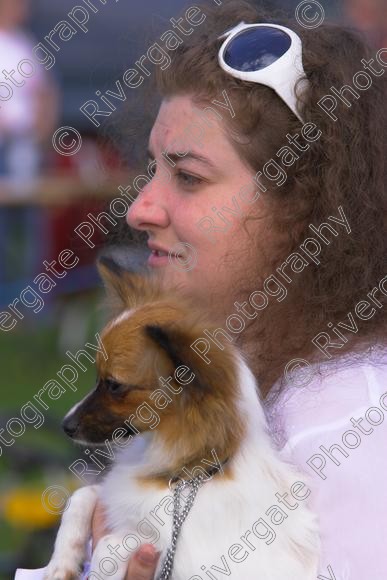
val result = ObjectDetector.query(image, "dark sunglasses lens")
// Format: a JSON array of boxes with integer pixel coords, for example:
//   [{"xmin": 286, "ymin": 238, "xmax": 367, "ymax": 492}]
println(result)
[{"xmin": 223, "ymin": 26, "xmax": 291, "ymax": 72}]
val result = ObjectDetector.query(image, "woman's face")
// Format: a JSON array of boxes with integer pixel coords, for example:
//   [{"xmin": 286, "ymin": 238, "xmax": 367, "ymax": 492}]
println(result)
[{"xmin": 126, "ymin": 95, "xmax": 270, "ymax": 318}]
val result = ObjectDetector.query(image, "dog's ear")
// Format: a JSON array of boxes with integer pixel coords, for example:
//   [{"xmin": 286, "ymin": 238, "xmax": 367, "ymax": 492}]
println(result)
[
  {"xmin": 145, "ymin": 324, "xmax": 186, "ymax": 370},
  {"xmin": 145, "ymin": 324, "xmax": 208, "ymax": 394},
  {"xmin": 145, "ymin": 323, "xmax": 236, "ymax": 398},
  {"xmin": 97, "ymin": 256, "xmax": 146, "ymax": 312}
]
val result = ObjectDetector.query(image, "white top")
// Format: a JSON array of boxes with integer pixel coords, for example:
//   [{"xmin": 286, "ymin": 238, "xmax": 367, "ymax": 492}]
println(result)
[{"xmin": 264, "ymin": 345, "xmax": 387, "ymax": 579}]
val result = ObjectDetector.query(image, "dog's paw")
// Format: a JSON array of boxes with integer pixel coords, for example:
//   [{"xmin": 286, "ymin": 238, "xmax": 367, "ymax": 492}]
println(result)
[{"xmin": 43, "ymin": 561, "xmax": 80, "ymax": 580}]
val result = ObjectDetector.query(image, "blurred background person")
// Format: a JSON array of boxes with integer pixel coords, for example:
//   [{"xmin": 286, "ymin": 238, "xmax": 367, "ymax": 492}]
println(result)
[
  {"xmin": 344, "ymin": 0, "xmax": 387, "ymax": 47},
  {"xmin": 0, "ymin": 0, "xmax": 58, "ymax": 183},
  {"xmin": 0, "ymin": 0, "xmax": 59, "ymax": 282}
]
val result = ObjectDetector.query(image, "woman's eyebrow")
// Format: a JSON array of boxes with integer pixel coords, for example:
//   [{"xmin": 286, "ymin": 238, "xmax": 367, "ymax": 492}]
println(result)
[{"xmin": 147, "ymin": 147, "xmax": 217, "ymax": 170}]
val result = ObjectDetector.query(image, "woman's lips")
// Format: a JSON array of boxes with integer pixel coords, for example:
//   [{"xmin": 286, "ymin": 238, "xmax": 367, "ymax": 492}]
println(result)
[{"xmin": 147, "ymin": 249, "xmax": 182, "ymax": 267}]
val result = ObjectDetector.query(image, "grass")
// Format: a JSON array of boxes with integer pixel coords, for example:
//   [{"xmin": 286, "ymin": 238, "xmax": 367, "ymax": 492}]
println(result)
[{"xmin": 0, "ymin": 291, "xmax": 104, "ymax": 577}]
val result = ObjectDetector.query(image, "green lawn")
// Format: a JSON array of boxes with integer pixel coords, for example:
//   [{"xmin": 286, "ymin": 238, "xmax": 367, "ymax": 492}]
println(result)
[{"xmin": 0, "ymin": 291, "xmax": 105, "ymax": 577}]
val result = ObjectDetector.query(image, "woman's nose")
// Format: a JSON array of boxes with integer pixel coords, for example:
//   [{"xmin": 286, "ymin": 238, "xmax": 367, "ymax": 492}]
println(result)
[{"xmin": 126, "ymin": 181, "xmax": 169, "ymax": 232}]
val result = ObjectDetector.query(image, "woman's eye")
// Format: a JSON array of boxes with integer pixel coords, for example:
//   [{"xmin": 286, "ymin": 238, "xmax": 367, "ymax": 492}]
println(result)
[{"xmin": 177, "ymin": 172, "xmax": 202, "ymax": 188}]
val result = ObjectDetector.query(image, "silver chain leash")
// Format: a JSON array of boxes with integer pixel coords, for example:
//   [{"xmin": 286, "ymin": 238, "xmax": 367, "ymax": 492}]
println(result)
[{"xmin": 157, "ymin": 473, "xmax": 206, "ymax": 580}]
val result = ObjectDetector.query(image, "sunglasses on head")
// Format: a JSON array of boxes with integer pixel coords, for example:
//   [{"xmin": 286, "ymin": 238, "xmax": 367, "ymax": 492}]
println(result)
[{"xmin": 218, "ymin": 22, "xmax": 309, "ymax": 123}]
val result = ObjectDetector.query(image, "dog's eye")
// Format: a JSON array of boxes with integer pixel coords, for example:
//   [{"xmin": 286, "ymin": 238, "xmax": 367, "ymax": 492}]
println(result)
[{"xmin": 105, "ymin": 378, "xmax": 126, "ymax": 394}]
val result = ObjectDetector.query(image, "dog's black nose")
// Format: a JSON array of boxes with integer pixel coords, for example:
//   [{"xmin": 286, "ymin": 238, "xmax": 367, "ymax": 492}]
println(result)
[{"xmin": 62, "ymin": 417, "xmax": 79, "ymax": 438}]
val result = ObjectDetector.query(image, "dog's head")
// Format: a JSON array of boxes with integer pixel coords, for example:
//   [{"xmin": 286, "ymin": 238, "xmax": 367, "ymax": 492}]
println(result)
[{"xmin": 62, "ymin": 257, "xmax": 245, "ymax": 468}]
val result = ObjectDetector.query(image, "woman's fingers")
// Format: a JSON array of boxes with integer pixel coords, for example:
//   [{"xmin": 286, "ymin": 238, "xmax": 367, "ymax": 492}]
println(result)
[
  {"xmin": 126, "ymin": 544, "xmax": 160, "ymax": 580},
  {"xmin": 91, "ymin": 502, "xmax": 160, "ymax": 580}
]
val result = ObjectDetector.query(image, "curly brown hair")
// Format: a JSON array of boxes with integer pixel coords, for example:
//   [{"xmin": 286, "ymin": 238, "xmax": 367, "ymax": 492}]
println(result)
[{"xmin": 148, "ymin": 0, "xmax": 387, "ymax": 396}]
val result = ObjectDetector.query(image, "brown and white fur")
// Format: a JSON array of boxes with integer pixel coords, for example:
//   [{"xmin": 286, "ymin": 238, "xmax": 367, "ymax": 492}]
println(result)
[{"xmin": 44, "ymin": 258, "xmax": 319, "ymax": 580}]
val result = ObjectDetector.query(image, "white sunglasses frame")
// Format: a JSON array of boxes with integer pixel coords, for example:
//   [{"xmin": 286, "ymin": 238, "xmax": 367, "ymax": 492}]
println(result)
[{"xmin": 218, "ymin": 22, "xmax": 308, "ymax": 123}]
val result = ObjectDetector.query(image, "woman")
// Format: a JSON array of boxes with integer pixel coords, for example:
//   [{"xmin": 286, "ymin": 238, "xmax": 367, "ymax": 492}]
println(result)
[{"xmin": 89, "ymin": 1, "xmax": 386, "ymax": 578}]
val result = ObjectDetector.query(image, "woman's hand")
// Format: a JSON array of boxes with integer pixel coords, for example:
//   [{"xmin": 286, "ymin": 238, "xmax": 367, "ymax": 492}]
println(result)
[{"xmin": 92, "ymin": 501, "xmax": 160, "ymax": 580}]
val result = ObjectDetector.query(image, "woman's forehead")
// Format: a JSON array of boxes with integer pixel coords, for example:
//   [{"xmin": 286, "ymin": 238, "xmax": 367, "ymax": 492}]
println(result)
[{"xmin": 149, "ymin": 95, "xmax": 236, "ymax": 164}]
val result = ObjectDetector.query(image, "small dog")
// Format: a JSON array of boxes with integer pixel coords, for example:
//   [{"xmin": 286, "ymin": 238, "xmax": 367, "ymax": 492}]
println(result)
[{"xmin": 44, "ymin": 258, "xmax": 319, "ymax": 580}]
